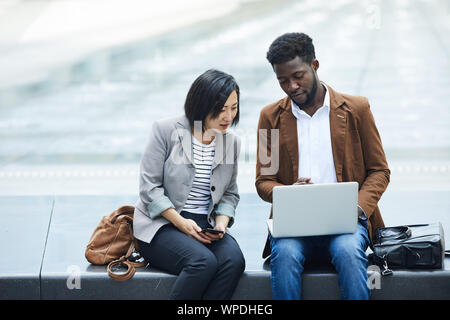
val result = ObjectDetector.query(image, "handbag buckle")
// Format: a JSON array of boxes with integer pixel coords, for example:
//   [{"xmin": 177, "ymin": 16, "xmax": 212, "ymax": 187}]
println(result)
[
  {"xmin": 128, "ymin": 251, "xmax": 143, "ymax": 262},
  {"xmin": 381, "ymin": 268, "xmax": 393, "ymax": 276},
  {"xmin": 381, "ymin": 257, "xmax": 393, "ymax": 276}
]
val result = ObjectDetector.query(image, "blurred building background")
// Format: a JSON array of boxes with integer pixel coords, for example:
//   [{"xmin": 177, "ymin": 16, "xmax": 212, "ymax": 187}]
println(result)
[{"xmin": 0, "ymin": 0, "xmax": 449, "ymax": 229}]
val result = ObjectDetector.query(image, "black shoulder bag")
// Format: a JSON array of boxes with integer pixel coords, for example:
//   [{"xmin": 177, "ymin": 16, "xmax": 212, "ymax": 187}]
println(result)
[{"xmin": 369, "ymin": 222, "xmax": 448, "ymax": 276}]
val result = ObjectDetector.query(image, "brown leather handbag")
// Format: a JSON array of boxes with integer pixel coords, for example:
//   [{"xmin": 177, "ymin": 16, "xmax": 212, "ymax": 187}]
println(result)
[{"xmin": 85, "ymin": 205, "xmax": 147, "ymax": 281}]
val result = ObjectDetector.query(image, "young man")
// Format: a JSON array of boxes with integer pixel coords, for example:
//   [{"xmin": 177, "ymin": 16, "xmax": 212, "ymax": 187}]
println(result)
[{"xmin": 255, "ymin": 32, "xmax": 390, "ymax": 300}]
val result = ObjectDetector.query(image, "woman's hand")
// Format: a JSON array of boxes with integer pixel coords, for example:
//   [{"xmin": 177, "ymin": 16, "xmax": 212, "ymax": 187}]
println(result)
[
  {"xmin": 175, "ymin": 218, "xmax": 213, "ymax": 244},
  {"xmin": 161, "ymin": 208, "xmax": 212, "ymax": 244},
  {"xmin": 202, "ymin": 221, "xmax": 226, "ymax": 241},
  {"xmin": 201, "ymin": 214, "xmax": 229, "ymax": 241}
]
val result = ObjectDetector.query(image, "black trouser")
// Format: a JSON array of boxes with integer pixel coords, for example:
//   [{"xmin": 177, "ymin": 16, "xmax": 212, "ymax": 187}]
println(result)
[{"xmin": 137, "ymin": 211, "xmax": 245, "ymax": 300}]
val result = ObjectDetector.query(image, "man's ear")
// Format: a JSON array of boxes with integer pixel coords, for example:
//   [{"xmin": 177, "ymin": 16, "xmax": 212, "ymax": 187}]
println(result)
[{"xmin": 311, "ymin": 59, "xmax": 319, "ymax": 72}]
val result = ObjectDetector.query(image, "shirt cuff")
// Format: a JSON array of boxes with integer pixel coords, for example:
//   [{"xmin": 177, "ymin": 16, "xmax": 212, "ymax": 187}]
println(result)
[
  {"xmin": 147, "ymin": 195, "xmax": 175, "ymax": 219},
  {"xmin": 215, "ymin": 202, "xmax": 236, "ymax": 227},
  {"xmin": 358, "ymin": 205, "xmax": 368, "ymax": 221}
]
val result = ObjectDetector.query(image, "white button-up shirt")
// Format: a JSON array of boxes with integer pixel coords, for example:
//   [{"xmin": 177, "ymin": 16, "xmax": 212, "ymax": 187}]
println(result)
[
  {"xmin": 291, "ymin": 84, "xmax": 337, "ymax": 184},
  {"xmin": 291, "ymin": 84, "xmax": 367, "ymax": 220}
]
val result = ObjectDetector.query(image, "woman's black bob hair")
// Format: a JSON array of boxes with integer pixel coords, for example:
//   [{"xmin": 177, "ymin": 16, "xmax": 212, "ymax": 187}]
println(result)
[{"xmin": 184, "ymin": 69, "xmax": 240, "ymax": 131}]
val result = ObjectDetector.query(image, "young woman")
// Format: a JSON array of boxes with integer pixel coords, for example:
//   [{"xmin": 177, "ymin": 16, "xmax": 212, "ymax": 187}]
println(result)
[{"xmin": 133, "ymin": 69, "xmax": 245, "ymax": 299}]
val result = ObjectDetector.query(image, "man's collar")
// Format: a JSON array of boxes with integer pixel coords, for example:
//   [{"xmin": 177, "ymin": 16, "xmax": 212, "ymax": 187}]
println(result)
[
  {"xmin": 279, "ymin": 83, "xmax": 345, "ymax": 112},
  {"xmin": 291, "ymin": 82, "xmax": 330, "ymax": 119}
]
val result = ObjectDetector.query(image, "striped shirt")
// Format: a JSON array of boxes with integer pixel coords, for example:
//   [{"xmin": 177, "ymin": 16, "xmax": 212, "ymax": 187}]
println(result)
[{"xmin": 182, "ymin": 135, "xmax": 216, "ymax": 215}]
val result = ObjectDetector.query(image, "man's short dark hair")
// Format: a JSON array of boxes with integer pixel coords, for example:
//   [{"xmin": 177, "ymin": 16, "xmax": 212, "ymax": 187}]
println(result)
[
  {"xmin": 184, "ymin": 69, "xmax": 240, "ymax": 131},
  {"xmin": 266, "ymin": 32, "xmax": 316, "ymax": 65}
]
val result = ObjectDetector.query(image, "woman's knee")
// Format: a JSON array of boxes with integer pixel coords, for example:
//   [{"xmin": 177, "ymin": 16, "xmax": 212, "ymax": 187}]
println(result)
[
  {"xmin": 216, "ymin": 240, "xmax": 245, "ymax": 274},
  {"xmin": 187, "ymin": 250, "xmax": 218, "ymax": 274},
  {"xmin": 228, "ymin": 249, "xmax": 246, "ymax": 274}
]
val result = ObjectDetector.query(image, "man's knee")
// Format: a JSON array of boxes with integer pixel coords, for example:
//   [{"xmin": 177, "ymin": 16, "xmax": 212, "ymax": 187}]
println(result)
[
  {"xmin": 329, "ymin": 235, "xmax": 367, "ymax": 266},
  {"xmin": 271, "ymin": 238, "xmax": 306, "ymax": 266}
]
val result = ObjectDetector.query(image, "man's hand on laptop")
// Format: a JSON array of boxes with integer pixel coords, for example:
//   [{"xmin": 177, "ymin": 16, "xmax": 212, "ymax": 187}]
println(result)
[{"xmin": 294, "ymin": 177, "xmax": 314, "ymax": 185}]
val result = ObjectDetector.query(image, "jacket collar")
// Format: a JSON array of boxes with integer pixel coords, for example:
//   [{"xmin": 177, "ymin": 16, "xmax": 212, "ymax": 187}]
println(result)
[
  {"xmin": 326, "ymin": 84, "xmax": 347, "ymax": 182},
  {"xmin": 175, "ymin": 116, "xmax": 194, "ymax": 165},
  {"xmin": 279, "ymin": 82, "xmax": 345, "ymax": 111}
]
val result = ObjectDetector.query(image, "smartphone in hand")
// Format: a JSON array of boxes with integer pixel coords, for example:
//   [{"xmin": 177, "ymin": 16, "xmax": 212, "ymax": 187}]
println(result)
[{"xmin": 201, "ymin": 228, "xmax": 224, "ymax": 234}]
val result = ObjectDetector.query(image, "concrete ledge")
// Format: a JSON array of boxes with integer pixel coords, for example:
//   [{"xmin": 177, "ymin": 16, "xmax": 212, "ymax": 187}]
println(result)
[
  {"xmin": 1, "ymin": 194, "xmax": 450, "ymax": 300},
  {"xmin": 0, "ymin": 196, "xmax": 54, "ymax": 300},
  {"xmin": 39, "ymin": 261, "xmax": 450, "ymax": 300}
]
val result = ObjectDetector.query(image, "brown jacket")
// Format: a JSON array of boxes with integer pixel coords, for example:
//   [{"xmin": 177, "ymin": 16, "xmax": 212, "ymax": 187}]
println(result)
[{"xmin": 256, "ymin": 84, "xmax": 390, "ymax": 258}]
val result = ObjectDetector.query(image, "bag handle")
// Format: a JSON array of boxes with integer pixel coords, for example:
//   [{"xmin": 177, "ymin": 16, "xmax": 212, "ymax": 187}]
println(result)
[
  {"xmin": 376, "ymin": 226, "xmax": 411, "ymax": 242},
  {"xmin": 107, "ymin": 239, "xmax": 147, "ymax": 281},
  {"xmin": 107, "ymin": 257, "xmax": 136, "ymax": 281},
  {"xmin": 110, "ymin": 206, "xmax": 135, "ymax": 224}
]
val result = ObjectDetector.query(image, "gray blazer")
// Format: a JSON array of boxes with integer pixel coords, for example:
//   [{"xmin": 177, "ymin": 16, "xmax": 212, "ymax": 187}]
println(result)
[{"xmin": 134, "ymin": 115, "xmax": 241, "ymax": 244}]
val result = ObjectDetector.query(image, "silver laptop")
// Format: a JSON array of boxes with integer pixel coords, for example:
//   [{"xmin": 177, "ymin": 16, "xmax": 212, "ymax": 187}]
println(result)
[{"xmin": 267, "ymin": 182, "xmax": 358, "ymax": 238}]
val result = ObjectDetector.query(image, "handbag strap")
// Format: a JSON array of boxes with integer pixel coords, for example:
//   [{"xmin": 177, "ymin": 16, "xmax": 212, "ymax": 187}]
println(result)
[
  {"xmin": 107, "ymin": 240, "xmax": 147, "ymax": 281},
  {"xmin": 125, "ymin": 239, "xmax": 147, "ymax": 267},
  {"xmin": 107, "ymin": 255, "xmax": 147, "ymax": 281},
  {"xmin": 107, "ymin": 257, "xmax": 136, "ymax": 282},
  {"xmin": 106, "ymin": 206, "xmax": 146, "ymax": 281}
]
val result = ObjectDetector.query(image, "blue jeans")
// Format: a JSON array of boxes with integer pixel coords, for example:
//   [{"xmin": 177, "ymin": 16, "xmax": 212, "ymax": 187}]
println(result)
[{"xmin": 269, "ymin": 220, "xmax": 370, "ymax": 300}]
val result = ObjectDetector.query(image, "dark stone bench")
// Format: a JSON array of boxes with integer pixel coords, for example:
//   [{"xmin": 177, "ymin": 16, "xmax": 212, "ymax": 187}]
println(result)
[{"xmin": 1, "ymin": 194, "xmax": 450, "ymax": 300}]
